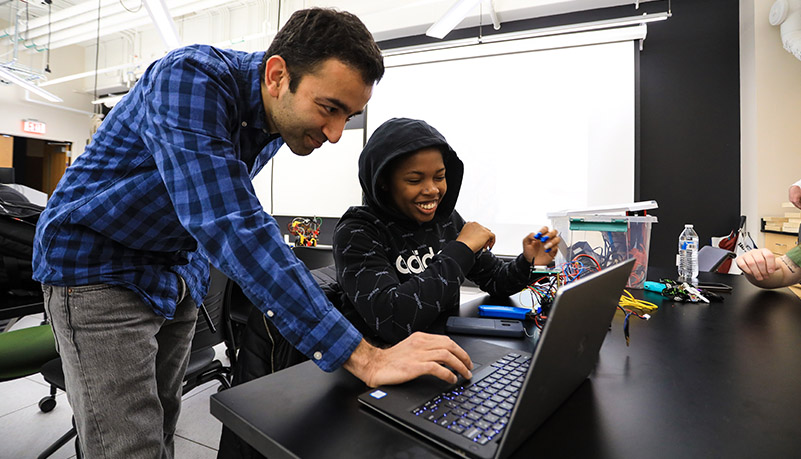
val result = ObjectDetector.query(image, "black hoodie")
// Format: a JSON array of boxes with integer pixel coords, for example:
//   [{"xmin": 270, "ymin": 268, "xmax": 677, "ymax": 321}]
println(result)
[{"xmin": 333, "ymin": 118, "xmax": 532, "ymax": 344}]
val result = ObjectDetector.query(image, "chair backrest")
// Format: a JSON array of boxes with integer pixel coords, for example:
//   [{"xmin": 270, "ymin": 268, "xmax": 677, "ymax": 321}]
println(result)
[
  {"xmin": 190, "ymin": 265, "xmax": 229, "ymax": 352},
  {"xmin": 292, "ymin": 246, "xmax": 334, "ymax": 270},
  {"xmin": 698, "ymin": 245, "xmax": 736, "ymax": 273}
]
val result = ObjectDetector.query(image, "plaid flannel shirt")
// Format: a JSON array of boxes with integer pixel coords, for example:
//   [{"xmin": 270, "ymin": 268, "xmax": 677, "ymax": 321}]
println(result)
[{"xmin": 33, "ymin": 45, "xmax": 361, "ymax": 371}]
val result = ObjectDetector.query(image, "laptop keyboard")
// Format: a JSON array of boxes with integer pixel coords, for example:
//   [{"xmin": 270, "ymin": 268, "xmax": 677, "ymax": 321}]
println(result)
[{"xmin": 411, "ymin": 353, "xmax": 531, "ymax": 446}]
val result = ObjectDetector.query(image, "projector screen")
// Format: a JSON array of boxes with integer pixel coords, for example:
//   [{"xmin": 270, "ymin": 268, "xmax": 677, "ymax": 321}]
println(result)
[{"xmin": 365, "ymin": 39, "xmax": 636, "ymax": 255}]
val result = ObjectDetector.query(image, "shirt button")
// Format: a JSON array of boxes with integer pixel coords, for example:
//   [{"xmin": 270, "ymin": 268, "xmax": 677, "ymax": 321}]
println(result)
[
  {"xmin": 266, "ymin": 310, "xmax": 274, "ymax": 318},
  {"xmin": 241, "ymin": 121, "xmax": 248, "ymax": 127},
  {"xmin": 313, "ymin": 351, "xmax": 323, "ymax": 360}
]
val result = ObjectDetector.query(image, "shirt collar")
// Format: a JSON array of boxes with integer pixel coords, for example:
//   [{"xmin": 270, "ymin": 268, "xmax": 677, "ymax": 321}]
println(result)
[{"xmin": 237, "ymin": 50, "xmax": 270, "ymax": 135}]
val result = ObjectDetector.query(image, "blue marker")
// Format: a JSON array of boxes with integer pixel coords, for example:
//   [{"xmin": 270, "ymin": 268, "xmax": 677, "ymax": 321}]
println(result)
[{"xmin": 535, "ymin": 232, "xmax": 552, "ymax": 252}]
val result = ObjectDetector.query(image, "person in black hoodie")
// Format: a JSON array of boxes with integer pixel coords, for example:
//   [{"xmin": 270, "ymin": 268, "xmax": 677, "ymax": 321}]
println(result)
[{"xmin": 334, "ymin": 118, "xmax": 561, "ymax": 345}]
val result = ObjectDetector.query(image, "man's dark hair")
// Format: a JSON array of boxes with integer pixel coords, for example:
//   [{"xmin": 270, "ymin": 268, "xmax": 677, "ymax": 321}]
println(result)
[{"xmin": 259, "ymin": 8, "xmax": 384, "ymax": 92}]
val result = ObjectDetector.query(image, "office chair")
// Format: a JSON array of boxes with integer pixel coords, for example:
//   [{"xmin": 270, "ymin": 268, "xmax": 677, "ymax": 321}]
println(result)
[
  {"xmin": 292, "ymin": 245, "xmax": 334, "ymax": 270},
  {"xmin": 698, "ymin": 245, "xmax": 737, "ymax": 273},
  {"xmin": 221, "ymin": 279, "xmax": 252, "ymax": 366},
  {"xmin": 37, "ymin": 266, "xmax": 234, "ymax": 458},
  {"xmin": 0, "ymin": 324, "xmax": 58, "ymax": 383},
  {"xmin": 221, "ymin": 245, "xmax": 336, "ymax": 366},
  {"xmin": 182, "ymin": 265, "xmax": 233, "ymax": 394}
]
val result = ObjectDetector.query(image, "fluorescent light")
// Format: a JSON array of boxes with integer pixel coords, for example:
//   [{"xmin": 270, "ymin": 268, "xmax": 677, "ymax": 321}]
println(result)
[
  {"xmin": 6, "ymin": 0, "xmax": 230, "ymax": 51},
  {"xmin": 487, "ymin": 0, "xmax": 500, "ymax": 31},
  {"xmin": 143, "ymin": 0, "xmax": 181, "ymax": 51},
  {"xmin": 426, "ymin": 0, "xmax": 482, "ymax": 39},
  {"xmin": 0, "ymin": 66, "xmax": 63, "ymax": 102}
]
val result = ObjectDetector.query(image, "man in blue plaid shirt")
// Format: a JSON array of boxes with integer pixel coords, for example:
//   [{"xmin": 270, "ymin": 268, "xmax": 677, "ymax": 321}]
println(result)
[{"xmin": 34, "ymin": 9, "xmax": 472, "ymax": 458}]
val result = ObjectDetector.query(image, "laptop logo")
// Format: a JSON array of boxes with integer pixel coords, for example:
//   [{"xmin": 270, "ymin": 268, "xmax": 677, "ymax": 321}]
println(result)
[{"xmin": 369, "ymin": 390, "xmax": 387, "ymax": 399}]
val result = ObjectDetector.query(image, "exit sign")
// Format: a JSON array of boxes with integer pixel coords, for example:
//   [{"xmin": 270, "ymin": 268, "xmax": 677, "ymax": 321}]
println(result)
[{"xmin": 22, "ymin": 119, "xmax": 46, "ymax": 135}]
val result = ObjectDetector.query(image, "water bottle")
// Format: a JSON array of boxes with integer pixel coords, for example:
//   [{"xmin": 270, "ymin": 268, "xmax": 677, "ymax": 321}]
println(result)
[{"xmin": 678, "ymin": 224, "xmax": 699, "ymax": 284}]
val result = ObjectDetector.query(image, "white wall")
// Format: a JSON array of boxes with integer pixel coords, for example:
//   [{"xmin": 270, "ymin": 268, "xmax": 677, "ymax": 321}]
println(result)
[
  {"xmin": 0, "ymin": 44, "xmax": 94, "ymax": 158},
  {"xmin": 741, "ymin": 0, "xmax": 801, "ymax": 245}
]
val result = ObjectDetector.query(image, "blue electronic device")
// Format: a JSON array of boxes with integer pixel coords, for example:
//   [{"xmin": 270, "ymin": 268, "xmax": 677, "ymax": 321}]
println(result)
[{"xmin": 478, "ymin": 305, "xmax": 532, "ymax": 320}]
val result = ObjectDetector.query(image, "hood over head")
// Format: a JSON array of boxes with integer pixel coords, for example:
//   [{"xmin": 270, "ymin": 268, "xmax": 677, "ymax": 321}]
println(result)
[{"xmin": 357, "ymin": 118, "xmax": 464, "ymax": 224}]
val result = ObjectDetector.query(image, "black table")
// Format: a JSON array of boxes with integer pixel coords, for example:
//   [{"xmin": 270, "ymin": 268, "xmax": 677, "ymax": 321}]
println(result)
[{"xmin": 211, "ymin": 271, "xmax": 801, "ymax": 458}]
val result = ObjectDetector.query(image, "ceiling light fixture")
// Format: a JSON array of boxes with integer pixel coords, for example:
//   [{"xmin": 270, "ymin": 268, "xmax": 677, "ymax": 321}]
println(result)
[
  {"xmin": 427, "ymin": 0, "xmax": 478, "ymax": 39},
  {"xmin": 142, "ymin": 0, "xmax": 181, "ymax": 51},
  {"xmin": 426, "ymin": 0, "xmax": 501, "ymax": 40},
  {"xmin": 0, "ymin": 66, "xmax": 63, "ymax": 102},
  {"xmin": 1, "ymin": 0, "xmax": 230, "ymax": 51}
]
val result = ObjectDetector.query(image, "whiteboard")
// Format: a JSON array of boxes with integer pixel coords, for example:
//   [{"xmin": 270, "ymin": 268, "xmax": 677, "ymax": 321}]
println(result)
[{"xmin": 365, "ymin": 40, "xmax": 636, "ymax": 255}]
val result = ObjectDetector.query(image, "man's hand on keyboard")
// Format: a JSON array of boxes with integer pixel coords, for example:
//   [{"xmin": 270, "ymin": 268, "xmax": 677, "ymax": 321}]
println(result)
[{"xmin": 343, "ymin": 332, "xmax": 473, "ymax": 388}]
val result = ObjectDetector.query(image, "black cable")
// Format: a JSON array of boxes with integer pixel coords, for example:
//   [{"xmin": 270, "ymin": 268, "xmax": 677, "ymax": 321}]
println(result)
[
  {"xmin": 119, "ymin": 0, "xmax": 143, "ymax": 14},
  {"xmin": 45, "ymin": 2, "xmax": 51, "ymax": 73}
]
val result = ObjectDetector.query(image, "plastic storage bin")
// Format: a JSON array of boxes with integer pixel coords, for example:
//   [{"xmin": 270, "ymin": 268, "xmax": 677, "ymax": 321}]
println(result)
[{"xmin": 548, "ymin": 202, "xmax": 658, "ymax": 289}]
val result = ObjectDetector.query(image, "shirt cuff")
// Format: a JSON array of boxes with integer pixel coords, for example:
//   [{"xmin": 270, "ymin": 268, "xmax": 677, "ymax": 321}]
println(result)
[{"xmin": 293, "ymin": 306, "xmax": 363, "ymax": 372}]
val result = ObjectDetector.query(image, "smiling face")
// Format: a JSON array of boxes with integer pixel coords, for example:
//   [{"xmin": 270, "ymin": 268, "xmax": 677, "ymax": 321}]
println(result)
[
  {"xmin": 262, "ymin": 57, "xmax": 372, "ymax": 156},
  {"xmin": 387, "ymin": 147, "xmax": 447, "ymax": 224}
]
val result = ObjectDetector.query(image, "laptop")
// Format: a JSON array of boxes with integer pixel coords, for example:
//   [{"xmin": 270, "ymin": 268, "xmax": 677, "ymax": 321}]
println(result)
[{"xmin": 358, "ymin": 258, "xmax": 635, "ymax": 459}]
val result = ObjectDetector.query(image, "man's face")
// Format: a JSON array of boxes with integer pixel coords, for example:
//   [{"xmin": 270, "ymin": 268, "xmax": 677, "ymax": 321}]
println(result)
[
  {"xmin": 388, "ymin": 148, "xmax": 447, "ymax": 224},
  {"xmin": 265, "ymin": 58, "xmax": 372, "ymax": 156}
]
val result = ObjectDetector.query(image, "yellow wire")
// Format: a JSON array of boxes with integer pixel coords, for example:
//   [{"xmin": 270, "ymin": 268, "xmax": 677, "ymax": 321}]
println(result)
[{"xmin": 619, "ymin": 289, "xmax": 658, "ymax": 312}]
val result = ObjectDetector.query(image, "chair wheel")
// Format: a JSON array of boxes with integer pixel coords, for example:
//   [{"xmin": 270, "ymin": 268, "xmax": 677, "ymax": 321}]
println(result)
[{"xmin": 39, "ymin": 396, "xmax": 57, "ymax": 412}]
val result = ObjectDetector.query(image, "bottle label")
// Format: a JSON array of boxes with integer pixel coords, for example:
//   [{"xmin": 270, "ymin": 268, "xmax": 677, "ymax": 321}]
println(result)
[{"xmin": 681, "ymin": 241, "xmax": 696, "ymax": 250}]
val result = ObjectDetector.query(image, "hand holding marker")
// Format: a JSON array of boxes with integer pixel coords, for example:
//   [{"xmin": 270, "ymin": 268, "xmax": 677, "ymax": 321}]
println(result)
[{"xmin": 535, "ymin": 231, "xmax": 551, "ymax": 252}]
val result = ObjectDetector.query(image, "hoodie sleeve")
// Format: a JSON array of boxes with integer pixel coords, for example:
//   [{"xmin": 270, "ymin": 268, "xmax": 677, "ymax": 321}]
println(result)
[
  {"xmin": 334, "ymin": 217, "xmax": 475, "ymax": 344},
  {"xmin": 467, "ymin": 251, "xmax": 532, "ymax": 297},
  {"xmin": 449, "ymin": 213, "xmax": 532, "ymax": 297}
]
